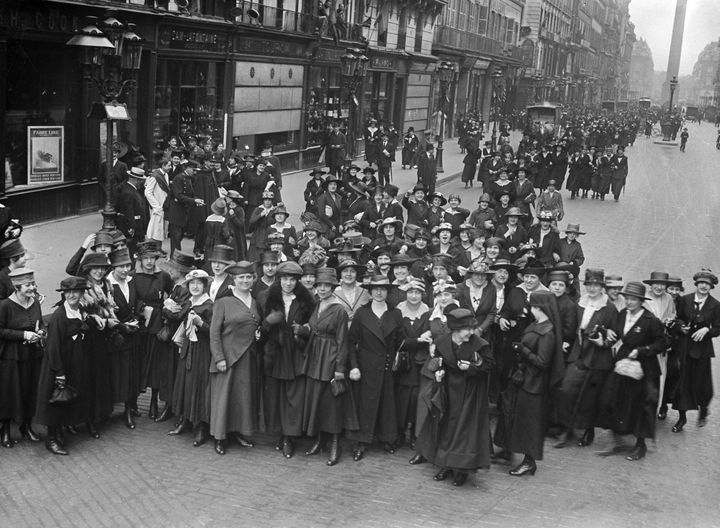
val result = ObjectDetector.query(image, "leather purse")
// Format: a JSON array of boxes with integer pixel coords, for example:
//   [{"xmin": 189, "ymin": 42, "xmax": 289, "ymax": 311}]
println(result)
[
  {"xmin": 330, "ymin": 378, "xmax": 347, "ymax": 397},
  {"xmin": 156, "ymin": 323, "xmax": 172, "ymax": 343},
  {"xmin": 48, "ymin": 384, "xmax": 79, "ymax": 406},
  {"xmin": 392, "ymin": 339, "xmax": 411, "ymax": 374}
]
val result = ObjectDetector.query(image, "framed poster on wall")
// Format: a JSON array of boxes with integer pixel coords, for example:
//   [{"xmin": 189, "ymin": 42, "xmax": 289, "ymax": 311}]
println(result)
[{"xmin": 27, "ymin": 126, "xmax": 64, "ymax": 185}]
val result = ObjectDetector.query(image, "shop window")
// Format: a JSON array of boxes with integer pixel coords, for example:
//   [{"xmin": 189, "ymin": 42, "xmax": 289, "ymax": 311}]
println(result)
[
  {"xmin": 152, "ymin": 60, "xmax": 225, "ymax": 161},
  {"xmin": 4, "ymin": 41, "xmax": 78, "ymax": 192},
  {"xmin": 305, "ymin": 66, "xmax": 349, "ymax": 147}
]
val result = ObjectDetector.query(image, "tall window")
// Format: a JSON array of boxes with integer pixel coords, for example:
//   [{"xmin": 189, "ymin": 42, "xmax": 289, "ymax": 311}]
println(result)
[
  {"xmin": 414, "ymin": 13, "xmax": 424, "ymax": 52},
  {"xmin": 397, "ymin": 8, "xmax": 407, "ymax": 50},
  {"xmin": 377, "ymin": 12, "xmax": 388, "ymax": 46}
]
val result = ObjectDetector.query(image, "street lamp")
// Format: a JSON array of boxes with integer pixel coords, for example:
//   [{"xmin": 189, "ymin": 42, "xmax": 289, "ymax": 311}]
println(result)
[
  {"xmin": 533, "ymin": 73, "xmax": 544, "ymax": 102},
  {"xmin": 490, "ymin": 68, "xmax": 504, "ymax": 152},
  {"xmin": 668, "ymin": 75, "xmax": 678, "ymax": 113},
  {"xmin": 66, "ymin": 14, "xmax": 144, "ymax": 230},
  {"xmin": 435, "ymin": 61, "xmax": 455, "ymax": 173},
  {"xmin": 340, "ymin": 48, "xmax": 368, "ymax": 159}
]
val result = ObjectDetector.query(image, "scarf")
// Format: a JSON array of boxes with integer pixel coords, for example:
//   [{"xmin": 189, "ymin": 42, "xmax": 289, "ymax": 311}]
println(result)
[
  {"xmin": 186, "ymin": 294, "xmax": 210, "ymax": 342},
  {"xmin": 397, "ymin": 301, "xmax": 429, "ymax": 321}
]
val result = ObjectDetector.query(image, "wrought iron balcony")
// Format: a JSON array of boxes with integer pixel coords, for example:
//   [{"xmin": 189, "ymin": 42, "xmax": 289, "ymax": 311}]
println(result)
[{"xmin": 433, "ymin": 26, "xmax": 523, "ymax": 61}]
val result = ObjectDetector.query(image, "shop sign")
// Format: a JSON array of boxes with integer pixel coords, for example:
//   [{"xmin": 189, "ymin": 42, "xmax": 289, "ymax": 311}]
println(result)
[
  {"xmin": 27, "ymin": 127, "xmax": 64, "ymax": 185},
  {"xmin": 159, "ymin": 27, "xmax": 229, "ymax": 52},
  {"xmin": 315, "ymin": 47, "xmax": 345, "ymax": 63},
  {"xmin": 370, "ymin": 56, "xmax": 397, "ymax": 70},
  {"xmin": 236, "ymin": 37, "xmax": 306, "ymax": 58},
  {"xmin": 0, "ymin": 7, "xmax": 79, "ymax": 33}
]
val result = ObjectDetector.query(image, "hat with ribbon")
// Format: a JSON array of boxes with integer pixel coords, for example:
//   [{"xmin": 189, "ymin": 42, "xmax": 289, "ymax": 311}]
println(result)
[
  {"xmin": 126, "ymin": 167, "xmax": 147, "ymax": 180},
  {"xmin": 184, "ymin": 269, "xmax": 211, "ymax": 285},
  {"xmin": 547, "ymin": 270, "xmax": 571, "ymax": 284},
  {"xmin": 0, "ymin": 239, "xmax": 25, "ymax": 260},
  {"xmin": 377, "ymin": 217, "xmax": 403, "ymax": 232},
  {"xmin": 210, "ymin": 198, "xmax": 227, "ymax": 216},
  {"xmin": 604, "ymin": 274, "xmax": 624, "ymax": 288},
  {"xmin": 260, "ymin": 251, "xmax": 281, "ymax": 265},
  {"xmin": 667, "ymin": 275, "xmax": 683, "ymax": 290},
  {"xmin": 109, "ymin": 248, "xmax": 132, "ymax": 268},
  {"xmin": 428, "ymin": 192, "xmax": 447, "ymax": 206},
  {"xmin": 693, "ymin": 269, "xmax": 718, "ymax": 288},
  {"xmin": 489, "ymin": 259, "xmax": 519, "ymax": 272},
  {"xmin": 583, "ymin": 268, "xmax": 605, "ymax": 285},
  {"xmin": 56, "ymin": 276, "xmax": 90, "ymax": 292},
  {"xmin": 92, "ymin": 232, "xmax": 115, "ymax": 250},
  {"xmin": 400, "ymin": 277, "xmax": 426, "ymax": 293},
  {"xmin": 336, "ymin": 259, "xmax": 366, "ymax": 277},
  {"xmin": 136, "ymin": 240, "xmax": 166, "ymax": 259},
  {"xmin": 642, "ymin": 271, "xmax": 671, "ymax": 285},
  {"xmin": 619, "ymin": 281, "xmax": 651, "ymax": 300},
  {"xmin": 207, "ymin": 244, "xmax": 235, "ymax": 265},
  {"xmin": 468, "ymin": 260, "xmax": 496, "ymax": 276}
]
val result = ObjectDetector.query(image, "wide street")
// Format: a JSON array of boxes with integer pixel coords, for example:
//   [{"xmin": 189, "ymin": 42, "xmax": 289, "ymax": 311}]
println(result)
[{"xmin": 7, "ymin": 124, "xmax": 720, "ymax": 528}]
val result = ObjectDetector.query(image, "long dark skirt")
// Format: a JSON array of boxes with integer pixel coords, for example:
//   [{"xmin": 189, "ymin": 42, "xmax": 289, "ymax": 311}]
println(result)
[
  {"xmin": 86, "ymin": 328, "xmax": 113, "ymax": 423},
  {"xmin": 264, "ymin": 376, "xmax": 306, "ymax": 437},
  {"xmin": 671, "ymin": 355, "xmax": 713, "ymax": 411},
  {"xmin": 142, "ymin": 335, "xmax": 176, "ymax": 401},
  {"xmin": 110, "ymin": 335, "xmax": 142, "ymax": 404},
  {"xmin": 303, "ymin": 378, "xmax": 359, "ymax": 436},
  {"xmin": 172, "ymin": 341, "xmax": 211, "ymax": 425},
  {"xmin": 494, "ymin": 385, "xmax": 548, "ymax": 460},
  {"xmin": 210, "ymin": 349, "xmax": 261, "ymax": 440},
  {"xmin": 557, "ymin": 363, "xmax": 611, "ymax": 429},
  {"xmin": 394, "ymin": 361, "xmax": 421, "ymax": 427},
  {"xmin": 346, "ymin": 371, "xmax": 398, "ymax": 444},
  {"xmin": 598, "ymin": 372, "xmax": 659, "ymax": 439},
  {"xmin": 0, "ymin": 359, "xmax": 24, "ymax": 422}
]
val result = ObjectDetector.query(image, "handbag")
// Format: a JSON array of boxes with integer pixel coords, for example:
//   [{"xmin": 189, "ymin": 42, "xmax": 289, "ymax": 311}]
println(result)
[
  {"xmin": 614, "ymin": 358, "xmax": 644, "ymax": 380},
  {"xmin": 156, "ymin": 323, "xmax": 172, "ymax": 343},
  {"xmin": 330, "ymin": 378, "xmax": 347, "ymax": 397},
  {"xmin": 48, "ymin": 384, "xmax": 79, "ymax": 406},
  {"xmin": 172, "ymin": 322, "xmax": 186, "ymax": 348},
  {"xmin": 392, "ymin": 340, "xmax": 411, "ymax": 374}
]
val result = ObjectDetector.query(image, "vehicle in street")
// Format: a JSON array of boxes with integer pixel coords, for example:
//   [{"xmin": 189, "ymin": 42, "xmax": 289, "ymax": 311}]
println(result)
[{"xmin": 526, "ymin": 103, "xmax": 560, "ymax": 138}]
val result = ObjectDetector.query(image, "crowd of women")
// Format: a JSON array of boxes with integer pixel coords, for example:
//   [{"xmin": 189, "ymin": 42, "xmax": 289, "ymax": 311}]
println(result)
[{"xmin": 0, "ymin": 113, "xmax": 715, "ymax": 490}]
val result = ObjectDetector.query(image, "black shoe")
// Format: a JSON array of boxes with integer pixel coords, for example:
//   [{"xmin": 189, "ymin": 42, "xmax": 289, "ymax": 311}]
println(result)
[
  {"xmin": 598, "ymin": 445, "xmax": 630, "ymax": 457},
  {"xmin": 306, "ymin": 436, "xmax": 324, "ymax": 456},
  {"xmin": 625, "ymin": 444, "xmax": 647, "ymax": 461},
  {"xmin": 0, "ymin": 424, "xmax": 13, "ymax": 448},
  {"xmin": 214, "ymin": 439, "xmax": 226, "ymax": 456},
  {"xmin": 56, "ymin": 428, "xmax": 66, "ymax": 447},
  {"xmin": 129, "ymin": 407, "xmax": 142, "ymax": 418},
  {"xmin": 282, "ymin": 437, "xmax": 295, "ymax": 459},
  {"xmin": 657, "ymin": 408, "xmax": 667, "ymax": 420},
  {"xmin": 452, "ymin": 472, "xmax": 468, "ymax": 487},
  {"xmin": 672, "ymin": 417, "xmax": 687, "ymax": 433},
  {"xmin": 148, "ymin": 399, "xmax": 159, "ymax": 420},
  {"xmin": 554, "ymin": 432, "xmax": 575, "ymax": 449},
  {"xmin": 167, "ymin": 420, "xmax": 191, "ymax": 436},
  {"xmin": 698, "ymin": 407, "xmax": 709, "ymax": 427},
  {"xmin": 326, "ymin": 435, "xmax": 340, "ymax": 466},
  {"xmin": 382, "ymin": 442, "xmax": 395, "ymax": 454},
  {"xmin": 155, "ymin": 405, "xmax": 173, "ymax": 423},
  {"xmin": 45, "ymin": 438, "xmax": 68, "ymax": 456},
  {"xmin": 433, "ymin": 469, "xmax": 453, "ymax": 481},
  {"xmin": 193, "ymin": 424, "xmax": 209, "ymax": 447},
  {"xmin": 409, "ymin": 454, "xmax": 426, "ymax": 465},
  {"xmin": 509, "ymin": 460, "xmax": 537, "ymax": 476},
  {"xmin": 275, "ymin": 435, "xmax": 284, "ymax": 451},
  {"xmin": 352, "ymin": 444, "xmax": 365, "ymax": 462},
  {"xmin": 20, "ymin": 423, "xmax": 41, "ymax": 443},
  {"xmin": 124, "ymin": 409, "xmax": 136, "ymax": 430},
  {"xmin": 85, "ymin": 423, "xmax": 100, "ymax": 439},
  {"xmin": 63, "ymin": 424, "xmax": 79, "ymax": 435},
  {"xmin": 578, "ymin": 428, "xmax": 595, "ymax": 447},
  {"xmin": 232, "ymin": 433, "xmax": 255, "ymax": 448}
]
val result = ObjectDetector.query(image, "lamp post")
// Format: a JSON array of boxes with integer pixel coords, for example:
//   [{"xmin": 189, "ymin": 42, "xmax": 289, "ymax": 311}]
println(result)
[
  {"xmin": 66, "ymin": 14, "xmax": 144, "ymax": 230},
  {"xmin": 435, "ymin": 61, "xmax": 454, "ymax": 173},
  {"xmin": 668, "ymin": 75, "xmax": 678, "ymax": 113},
  {"xmin": 339, "ymin": 48, "xmax": 368, "ymax": 159},
  {"xmin": 533, "ymin": 73, "xmax": 544, "ymax": 102},
  {"xmin": 490, "ymin": 68, "xmax": 504, "ymax": 152}
]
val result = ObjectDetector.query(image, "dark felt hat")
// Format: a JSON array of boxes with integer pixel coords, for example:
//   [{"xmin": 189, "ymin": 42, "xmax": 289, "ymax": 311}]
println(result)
[
  {"xmin": 79, "ymin": 251, "xmax": 111, "ymax": 273},
  {"xmin": 56, "ymin": 276, "xmax": 90, "ymax": 292},
  {"xmin": 583, "ymin": 268, "xmax": 605, "ymax": 285},
  {"xmin": 109, "ymin": 248, "xmax": 132, "ymax": 268},
  {"xmin": 361, "ymin": 275, "xmax": 396, "ymax": 290},
  {"xmin": 620, "ymin": 281, "xmax": 651, "ymax": 300},
  {"xmin": 0, "ymin": 239, "xmax": 25, "ymax": 259},
  {"xmin": 207, "ymin": 244, "xmax": 235, "ymax": 265},
  {"xmin": 446, "ymin": 308, "xmax": 478, "ymax": 331},
  {"xmin": 315, "ymin": 267, "xmax": 339, "ymax": 286},
  {"xmin": 642, "ymin": 271, "xmax": 671, "ymax": 285},
  {"xmin": 160, "ymin": 251, "xmax": 195, "ymax": 274},
  {"xmin": 260, "ymin": 251, "xmax": 281, "ymax": 265}
]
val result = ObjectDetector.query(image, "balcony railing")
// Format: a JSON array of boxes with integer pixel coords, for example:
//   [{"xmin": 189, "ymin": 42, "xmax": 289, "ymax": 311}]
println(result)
[{"xmin": 433, "ymin": 26, "xmax": 523, "ymax": 61}]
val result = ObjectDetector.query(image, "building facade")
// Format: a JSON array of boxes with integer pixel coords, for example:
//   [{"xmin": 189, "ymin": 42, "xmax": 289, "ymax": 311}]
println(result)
[
  {"xmin": 686, "ymin": 40, "xmax": 720, "ymax": 108},
  {"xmin": 627, "ymin": 37, "xmax": 654, "ymax": 101}
]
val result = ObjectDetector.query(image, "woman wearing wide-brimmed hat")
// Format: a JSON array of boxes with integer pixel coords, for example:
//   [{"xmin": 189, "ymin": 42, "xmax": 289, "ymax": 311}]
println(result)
[
  {"xmin": 258, "ymin": 261, "xmax": 316, "ymax": 459},
  {"xmin": 669, "ymin": 270, "xmax": 720, "ymax": 432},
  {"xmin": 209, "ymin": 261, "xmax": 263, "ymax": 455},
  {"xmin": 267, "ymin": 203, "xmax": 297, "ymax": 250},
  {"xmin": 346, "ymin": 275, "xmax": 405, "ymax": 461},
  {"xmin": 494, "ymin": 290, "xmax": 565, "ymax": 476},
  {"xmin": 107, "ymin": 247, "xmax": 143, "ymax": 430},
  {"xmin": 224, "ymin": 190, "xmax": 247, "ymax": 261},
  {"xmin": 247, "ymin": 190, "xmax": 277, "ymax": 262},
  {"xmin": 555, "ymin": 268, "xmax": 617, "ymax": 449},
  {"xmin": 303, "ymin": 169, "xmax": 326, "ymax": 216},
  {"xmin": 416, "ymin": 308, "xmax": 495, "ymax": 487},
  {"xmin": 77, "ymin": 251, "xmax": 116, "ymax": 434},
  {"xmin": 302, "ymin": 267, "xmax": 359, "ymax": 465},
  {"xmin": 334, "ymin": 259, "xmax": 369, "ymax": 326},
  {"xmin": 597, "ymin": 282, "xmax": 667, "ymax": 461},
  {"xmin": 206, "ymin": 244, "xmax": 235, "ymax": 301},
  {"xmin": 0, "ymin": 238, "xmax": 28, "ymax": 300},
  {"xmin": 167, "ymin": 270, "xmax": 213, "ymax": 448},
  {"xmin": 0, "ymin": 268, "xmax": 45, "ymax": 447},
  {"xmin": 244, "ymin": 158, "xmax": 276, "ymax": 212},
  {"xmin": 316, "ymin": 174, "xmax": 345, "ymax": 236},
  {"xmin": 370, "ymin": 217, "xmax": 405, "ymax": 255},
  {"xmin": 35, "ymin": 276, "xmax": 93, "ymax": 455}
]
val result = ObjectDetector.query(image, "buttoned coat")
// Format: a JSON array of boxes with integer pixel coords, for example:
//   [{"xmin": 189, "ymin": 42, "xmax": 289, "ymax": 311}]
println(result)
[
  {"xmin": 144, "ymin": 169, "xmax": 170, "ymax": 241},
  {"xmin": 456, "ymin": 282, "xmax": 497, "ymax": 336},
  {"xmin": 166, "ymin": 172, "xmax": 195, "ymax": 228}
]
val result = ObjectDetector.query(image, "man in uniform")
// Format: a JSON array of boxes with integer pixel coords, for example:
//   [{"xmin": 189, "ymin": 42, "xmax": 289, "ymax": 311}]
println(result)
[
  {"xmin": 115, "ymin": 166, "xmax": 149, "ymax": 257},
  {"xmin": 167, "ymin": 160, "xmax": 204, "ymax": 258}
]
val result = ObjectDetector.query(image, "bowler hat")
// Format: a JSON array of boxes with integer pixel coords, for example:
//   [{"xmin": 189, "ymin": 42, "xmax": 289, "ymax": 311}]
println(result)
[
  {"xmin": 207, "ymin": 244, "xmax": 235, "ymax": 265},
  {"xmin": 109, "ymin": 248, "xmax": 132, "ymax": 268},
  {"xmin": 0, "ymin": 239, "xmax": 25, "ymax": 259},
  {"xmin": 446, "ymin": 308, "xmax": 478, "ymax": 331},
  {"xmin": 642, "ymin": 271, "xmax": 671, "ymax": 285},
  {"xmin": 620, "ymin": 281, "xmax": 650, "ymax": 300},
  {"xmin": 56, "ymin": 276, "xmax": 89, "ymax": 292},
  {"xmin": 314, "ymin": 267, "xmax": 339, "ymax": 286}
]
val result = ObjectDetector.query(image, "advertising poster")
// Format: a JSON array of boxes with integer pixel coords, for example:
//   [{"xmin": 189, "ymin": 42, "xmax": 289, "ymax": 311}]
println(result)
[{"xmin": 27, "ymin": 126, "xmax": 64, "ymax": 184}]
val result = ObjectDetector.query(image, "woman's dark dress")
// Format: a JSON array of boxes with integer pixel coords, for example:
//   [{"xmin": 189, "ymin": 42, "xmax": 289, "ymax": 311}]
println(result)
[
  {"xmin": 35, "ymin": 306, "xmax": 92, "ymax": 427},
  {"xmin": 109, "ymin": 278, "xmax": 142, "ymax": 403},
  {"xmin": 394, "ymin": 309, "xmax": 431, "ymax": 428},
  {"xmin": 0, "ymin": 298, "xmax": 44, "ymax": 423},
  {"xmin": 172, "ymin": 299, "xmax": 213, "ymax": 425}
]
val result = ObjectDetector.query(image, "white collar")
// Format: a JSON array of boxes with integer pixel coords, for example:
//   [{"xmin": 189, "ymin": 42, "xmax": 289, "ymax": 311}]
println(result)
[
  {"xmin": 64, "ymin": 301, "xmax": 83, "ymax": 320},
  {"xmin": 192, "ymin": 294, "xmax": 210, "ymax": 307},
  {"xmin": 108, "ymin": 273, "xmax": 132, "ymax": 286}
]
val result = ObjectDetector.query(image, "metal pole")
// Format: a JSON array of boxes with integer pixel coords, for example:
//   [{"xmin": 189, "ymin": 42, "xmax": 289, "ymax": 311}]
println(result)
[
  {"xmin": 102, "ymin": 118, "xmax": 117, "ymax": 230},
  {"xmin": 437, "ymin": 83, "xmax": 445, "ymax": 173}
]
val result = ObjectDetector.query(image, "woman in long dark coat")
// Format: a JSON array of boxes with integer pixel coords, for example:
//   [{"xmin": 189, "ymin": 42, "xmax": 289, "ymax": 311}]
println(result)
[
  {"xmin": 394, "ymin": 279, "xmax": 431, "ymax": 450},
  {"xmin": 79, "ymin": 252, "xmax": 116, "ymax": 436},
  {"xmin": 598, "ymin": 282, "xmax": 667, "ymax": 461},
  {"xmin": 494, "ymin": 290, "xmax": 564, "ymax": 476},
  {"xmin": 416, "ymin": 308, "xmax": 495, "ymax": 487},
  {"xmin": 347, "ymin": 275, "xmax": 406, "ymax": 461},
  {"xmin": 0, "ymin": 269, "xmax": 45, "ymax": 447},
  {"xmin": 134, "ymin": 242, "xmax": 172, "ymax": 420},
  {"xmin": 259, "ymin": 261, "xmax": 315, "ymax": 459},
  {"xmin": 107, "ymin": 248, "xmax": 142, "ymax": 429},
  {"xmin": 669, "ymin": 270, "xmax": 720, "ymax": 431},
  {"xmin": 302, "ymin": 267, "xmax": 358, "ymax": 466},
  {"xmin": 209, "ymin": 261, "xmax": 263, "ymax": 455},
  {"xmin": 35, "ymin": 276, "xmax": 92, "ymax": 455},
  {"xmin": 247, "ymin": 191, "xmax": 276, "ymax": 262},
  {"xmin": 244, "ymin": 159, "xmax": 275, "ymax": 212},
  {"xmin": 168, "ymin": 270, "xmax": 213, "ymax": 447}
]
